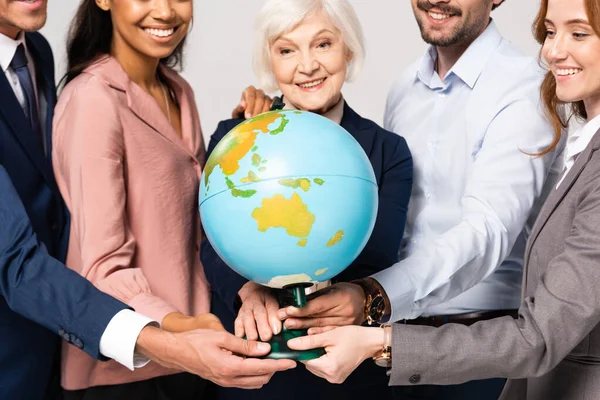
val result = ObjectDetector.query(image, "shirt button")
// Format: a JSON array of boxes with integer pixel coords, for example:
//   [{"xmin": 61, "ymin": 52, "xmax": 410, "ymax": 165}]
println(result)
[
  {"xmin": 427, "ymin": 140, "xmax": 436, "ymax": 149},
  {"xmin": 438, "ymin": 92, "xmax": 446, "ymax": 98},
  {"xmin": 409, "ymin": 373, "xmax": 421, "ymax": 384},
  {"xmin": 425, "ymin": 192, "xmax": 432, "ymax": 199}
]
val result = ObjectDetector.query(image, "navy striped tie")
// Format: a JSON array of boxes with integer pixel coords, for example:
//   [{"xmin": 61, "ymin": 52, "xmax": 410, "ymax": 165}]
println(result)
[{"xmin": 10, "ymin": 44, "xmax": 43, "ymax": 149}]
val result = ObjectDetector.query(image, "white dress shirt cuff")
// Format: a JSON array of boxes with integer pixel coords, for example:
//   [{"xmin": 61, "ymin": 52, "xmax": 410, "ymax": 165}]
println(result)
[
  {"xmin": 99, "ymin": 309, "xmax": 157, "ymax": 371},
  {"xmin": 372, "ymin": 264, "xmax": 417, "ymax": 322}
]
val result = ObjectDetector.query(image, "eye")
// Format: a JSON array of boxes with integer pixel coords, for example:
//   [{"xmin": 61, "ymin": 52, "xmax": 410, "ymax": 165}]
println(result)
[
  {"xmin": 279, "ymin": 48, "xmax": 293, "ymax": 56},
  {"xmin": 317, "ymin": 41, "xmax": 332, "ymax": 49},
  {"xmin": 573, "ymin": 32, "xmax": 590, "ymax": 39},
  {"xmin": 545, "ymin": 29, "xmax": 555, "ymax": 38}
]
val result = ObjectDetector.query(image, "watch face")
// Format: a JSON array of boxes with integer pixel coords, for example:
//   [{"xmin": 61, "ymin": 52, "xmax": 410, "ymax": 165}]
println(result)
[{"xmin": 369, "ymin": 295, "xmax": 385, "ymax": 320}]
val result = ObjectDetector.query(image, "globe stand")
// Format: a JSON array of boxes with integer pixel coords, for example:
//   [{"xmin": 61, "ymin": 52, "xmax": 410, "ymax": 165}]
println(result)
[{"xmin": 262, "ymin": 283, "xmax": 326, "ymax": 361}]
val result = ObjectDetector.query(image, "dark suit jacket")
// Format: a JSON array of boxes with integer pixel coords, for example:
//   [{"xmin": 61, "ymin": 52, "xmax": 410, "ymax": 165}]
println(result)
[
  {"xmin": 390, "ymin": 129, "xmax": 600, "ymax": 400},
  {"xmin": 0, "ymin": 32, "xmax": 126, "ymax": 399},
  {"xmin": 202, "ymin": 102, "xmax": 413, "ymax": 399}
]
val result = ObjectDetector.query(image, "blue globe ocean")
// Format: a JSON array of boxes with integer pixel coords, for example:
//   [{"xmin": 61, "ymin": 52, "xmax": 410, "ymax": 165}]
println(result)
[{"xmin": 199, "ymin": 110, "xmax": 378, "ymax": 288}]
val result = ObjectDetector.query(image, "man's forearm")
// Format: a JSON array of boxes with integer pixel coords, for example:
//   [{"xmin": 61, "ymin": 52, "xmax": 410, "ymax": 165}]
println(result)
[{"xmin": 135, "ymin": 325, "xmax": 179, "ymax": 369}]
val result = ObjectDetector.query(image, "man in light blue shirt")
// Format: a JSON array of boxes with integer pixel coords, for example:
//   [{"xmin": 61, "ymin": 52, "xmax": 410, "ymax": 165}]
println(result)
[{"xmin": 279, "ymin": 0, "xmax": 561, "ymax": 398}]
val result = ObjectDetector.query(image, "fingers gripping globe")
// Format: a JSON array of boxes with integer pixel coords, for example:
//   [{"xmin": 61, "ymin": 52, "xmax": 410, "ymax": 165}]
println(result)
[{"xmin": 199, "ymin": 110, "xmax": 378, "ymax": 296}]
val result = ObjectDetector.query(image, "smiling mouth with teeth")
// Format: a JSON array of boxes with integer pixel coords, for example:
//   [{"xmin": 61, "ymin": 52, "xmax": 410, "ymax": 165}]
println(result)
[
  {"xmin": 556, "ymin": 68, "xmax": 583, "ymax": 76},
  {"xmin": 297, "ymin": 78, "xmax": 326, "ymax": 89},
  {"xmin": 143, "ymin": 27, "xmax": 177, "ymax": 38},
  {"xmin": 428, "ymin": 11, "xmax": 453, "ymax": 20}
]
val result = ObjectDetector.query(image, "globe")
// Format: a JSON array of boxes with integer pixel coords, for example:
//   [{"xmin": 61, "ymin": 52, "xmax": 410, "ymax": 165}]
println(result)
[{"xmin": 199, "ymin": 110, "xmax": 378, "ymax": 290}]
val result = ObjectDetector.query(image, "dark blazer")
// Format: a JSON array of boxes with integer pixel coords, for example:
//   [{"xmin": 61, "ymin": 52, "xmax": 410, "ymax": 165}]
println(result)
[
  {"xmin": 389, "ymin": 128, "xmax": 600, "ymax": 400},
  {"xmin": 202, "ymin": 102, "xmax": 413, "ymax": 399},
  {"xmin": 0, "ymin": 32, "xmax": 126, "ymax": 399}
]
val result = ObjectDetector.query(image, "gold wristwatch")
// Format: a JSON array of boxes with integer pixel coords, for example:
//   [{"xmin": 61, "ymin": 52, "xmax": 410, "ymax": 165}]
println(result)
[
  {"xmin": 373, "ymin": 323, "xmax": 392, "ymax": 367},
  {"xmin": 352, "ymin": 278, "xmax": 391, "ymax": 325}
]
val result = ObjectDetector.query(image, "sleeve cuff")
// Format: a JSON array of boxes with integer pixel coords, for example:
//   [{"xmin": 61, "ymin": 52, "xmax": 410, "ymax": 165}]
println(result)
[{"xmin": 99, "ymin": 309, "xmax": 157, "ymax": 370}]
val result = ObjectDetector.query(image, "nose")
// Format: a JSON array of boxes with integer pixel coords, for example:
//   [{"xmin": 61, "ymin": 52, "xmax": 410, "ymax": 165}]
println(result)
[
  {"xmin": 546, "ymin": 33, "xmax": 568, "ymax": 64},
  {"xmin": 152, "ymin": 0, "xmax": 176, "ymax": 20},
  {"xmin": 297, "ymin": 52, "xmax": 319, "ymax": 75},
  {"xmin": 429, "ymin": 0, "xmax": 451, "ymax": 5}
]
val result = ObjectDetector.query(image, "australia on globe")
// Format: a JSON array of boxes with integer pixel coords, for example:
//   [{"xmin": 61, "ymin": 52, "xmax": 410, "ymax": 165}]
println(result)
[{"xmin": 199, "ymin": 110, "xmax": 378, "ymax": 289}]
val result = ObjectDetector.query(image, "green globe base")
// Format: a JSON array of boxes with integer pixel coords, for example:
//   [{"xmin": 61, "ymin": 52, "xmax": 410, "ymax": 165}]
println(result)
[{"xmin": 262, "ymin": 327, "xmax": 325, "ymax": 361}]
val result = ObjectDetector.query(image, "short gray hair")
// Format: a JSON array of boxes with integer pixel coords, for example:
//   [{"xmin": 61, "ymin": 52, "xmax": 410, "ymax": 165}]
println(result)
[{"xmin": 253, "ymin": 0, "xmax": 366, "ymax": 92}]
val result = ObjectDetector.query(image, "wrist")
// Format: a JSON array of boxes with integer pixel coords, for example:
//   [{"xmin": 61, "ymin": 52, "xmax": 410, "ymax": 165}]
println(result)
[
  {"xmin": 162, "ymin": 312, "xmax": 194, "ymax": 332},
  {"xmin": 135, "ymin": 325, "xmax": 176, "ymax": 363},
  {"xmin": 367, "ymin": 326, "xmax": 386, "ymax": 359}
]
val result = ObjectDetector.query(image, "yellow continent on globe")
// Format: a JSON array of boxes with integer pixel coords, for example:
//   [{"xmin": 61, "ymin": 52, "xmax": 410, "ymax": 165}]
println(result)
[
  {"xmin": 326, "ymin": 230, "xmax": 345, "ymax": 247},
  {"xmin": 252, "ymin": 193, "xmax": 315, "ymax": 238}
]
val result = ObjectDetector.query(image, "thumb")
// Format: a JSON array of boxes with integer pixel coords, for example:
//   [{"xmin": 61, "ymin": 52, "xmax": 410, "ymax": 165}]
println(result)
[
  {"xmin": 231, "ymin": 99, "xmax": 247, "ymax": 119},
  {"xmin": 288, "ymin": 331, "xmax": 330, "ymax": 351},
  {"xmin": 223, "ymin": 335, "xmax": 271, "ymax": 357},
  {"xmin": 266, "ymin": 296, "xmax": 283, "ymax": 335}
]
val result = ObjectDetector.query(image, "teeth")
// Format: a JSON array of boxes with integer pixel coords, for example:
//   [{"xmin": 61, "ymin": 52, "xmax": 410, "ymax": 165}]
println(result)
[
  {"xmin": 144, "ymin": 28, "xmax": 175, "ymax": 38},
  {"xmin": 556, "ymin": 68, "xmax": 582, "ymax": 76},
  {"xmin": 298, "ymin": 79, "xmax": 325, "ymax": 88},
  {"xmin": 429, "ymin": 11, "xmax": 451, "ymax": 20}
]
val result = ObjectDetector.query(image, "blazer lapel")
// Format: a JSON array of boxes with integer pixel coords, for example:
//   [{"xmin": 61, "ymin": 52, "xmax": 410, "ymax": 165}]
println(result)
[
  {"xmin": 340, "ymin": 102, "xmax": 376, "ymax": 157},
  {"xmin": 124, "ymin": 74, "xmax": 197, "ymax": 158},
  {"xmin": 0, "ymin": 69, "xmax": 55, "ymax": 186},
  {"xmin": 26, "ymin": 34, "xmax": 58, "ymax": 179},
  {"xmin": 524, "ymin": 131, "xmax": 599, "ymax": 266}
]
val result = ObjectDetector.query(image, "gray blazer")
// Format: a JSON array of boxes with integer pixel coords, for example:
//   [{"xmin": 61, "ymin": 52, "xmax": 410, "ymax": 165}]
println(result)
[{"xmin": 389, "ymin": 129, "xmax": 600, "ymax": 399}]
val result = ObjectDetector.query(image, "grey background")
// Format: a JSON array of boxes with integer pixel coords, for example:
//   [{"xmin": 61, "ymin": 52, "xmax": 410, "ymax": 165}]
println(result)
[{"xmin": 41, "ymin": 1, "xmax": 541, "ymax": 141}]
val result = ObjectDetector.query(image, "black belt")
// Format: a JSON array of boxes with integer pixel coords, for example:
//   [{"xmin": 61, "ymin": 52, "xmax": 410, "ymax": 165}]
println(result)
[{"xmin": 402, "ymin": 309, "xmax": 519, "ymax": 328}]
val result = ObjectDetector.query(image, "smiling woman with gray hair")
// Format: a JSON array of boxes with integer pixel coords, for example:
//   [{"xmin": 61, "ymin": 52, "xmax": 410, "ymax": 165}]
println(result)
[
  {"xmin": 201, "ymin": 0, "xmax": 413, "ymax": 399},
  {"xmin": 252, "ymin": 0, "xmax": 365, "ymax": 93}
]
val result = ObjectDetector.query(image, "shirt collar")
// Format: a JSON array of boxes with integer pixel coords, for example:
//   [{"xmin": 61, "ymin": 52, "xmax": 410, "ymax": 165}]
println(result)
[
  {"xmin": 0, "ymin": 31, "xmax": 27, "ymax": 73},
  {"xmin": 417, "ymin": 20, "xmax": 503, "ymax": 89},
  {"xmin": 564, "ymin": 114, "xmax": 600, "ymax": 162},
  {"xmin": 283, "ymin": 96, "xmax": 345, "ymax": 125}
]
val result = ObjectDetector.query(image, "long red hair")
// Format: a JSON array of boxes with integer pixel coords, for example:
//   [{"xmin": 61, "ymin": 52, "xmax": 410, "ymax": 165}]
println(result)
[{"xmin": 533, "ymin": 0, "xmax": 600, "ymax": 154}]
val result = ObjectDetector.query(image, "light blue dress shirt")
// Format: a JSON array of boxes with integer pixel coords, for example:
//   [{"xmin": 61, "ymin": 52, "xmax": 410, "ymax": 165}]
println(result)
[{"xmin": 374, "ymin": 21, "xmax": 559, "ymax": 321}]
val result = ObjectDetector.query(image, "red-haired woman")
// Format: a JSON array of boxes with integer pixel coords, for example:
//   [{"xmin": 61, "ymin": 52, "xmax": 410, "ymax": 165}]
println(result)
[{"xmin": 290, "ymin": 0, "xmax": 600, "ymax": 398}]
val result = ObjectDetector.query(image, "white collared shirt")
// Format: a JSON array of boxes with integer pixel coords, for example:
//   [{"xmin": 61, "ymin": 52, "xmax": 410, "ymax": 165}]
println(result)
[
  {"xmin": 1, "ymin": 31, "xmax": 153, "ymax": 370},
  {"xmin": 375, "ymin": 21, "xmax": 560, "ymax": 321},
  {"xmin": 556, "ymin": 114, "xmax": 600, "ymax": 188}
]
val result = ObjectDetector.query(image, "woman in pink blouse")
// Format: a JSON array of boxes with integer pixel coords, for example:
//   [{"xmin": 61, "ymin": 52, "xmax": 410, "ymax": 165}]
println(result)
[{"xmin": 52, "ymin": 0, "xmax": 216, "ymax": 398}]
